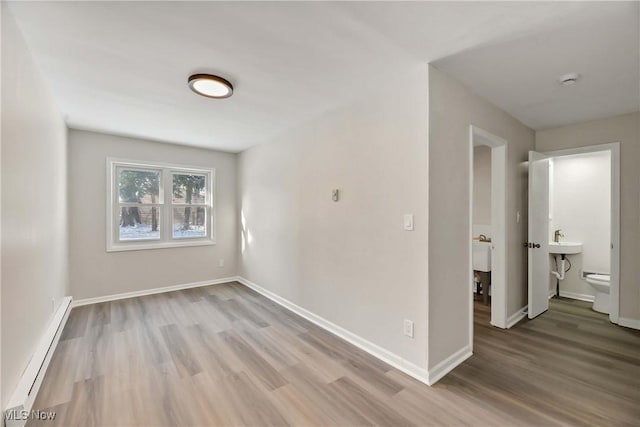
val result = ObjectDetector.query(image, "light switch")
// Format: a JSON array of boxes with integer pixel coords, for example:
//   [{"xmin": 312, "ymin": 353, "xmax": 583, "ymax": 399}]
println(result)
[{"xmin": 403, "ymin": 214, "xmax": 414, "ymax": 231}]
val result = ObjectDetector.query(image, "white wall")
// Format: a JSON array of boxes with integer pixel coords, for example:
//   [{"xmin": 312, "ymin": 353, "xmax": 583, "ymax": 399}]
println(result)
[
  {"xmin": 550, "ymin": 151, "xmax": 611, "ymax": 299},
  {"xmin": 473, "ymin": 146, "xmax": 492, "ymax": 228},
  {"xmin": 1, "ymin": 5, "xmax": 68, "ymax": 409},
  {"xmin": 536, "ymin": 112, "xmax": 640, "ymax": 322},
  {"xmin": 428, "ymin": 65, "xmax": 535, "ymax": 369},
  {"xmin": 238, "ymin": 66, "xmax": 429, "ymax": 369},
  {"xmin": 68, "ymin": 130, "xmax": 237, "ymax": 300}
]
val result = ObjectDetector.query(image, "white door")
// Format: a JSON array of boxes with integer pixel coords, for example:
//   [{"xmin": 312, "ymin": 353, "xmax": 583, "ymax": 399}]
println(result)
[{"xmin": 528, "ymin": 151, "xmax": 550, "ymax": 319}]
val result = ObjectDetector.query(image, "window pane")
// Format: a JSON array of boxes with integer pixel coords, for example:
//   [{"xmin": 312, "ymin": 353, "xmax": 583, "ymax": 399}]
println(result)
[
  {"xmin": 173, "ymin": 173, "xmax": 206, "ymax": 204},
  {"xmin": 119, "ymin": 169, "xmax": 160, "ymax": 203},
  {"xmin": 119, "ymin": 206, "xmax": 160, "ymax": 240},
  {"xmin": 173, "ymin": 207, "xmax": 206, "ymax": 239}
]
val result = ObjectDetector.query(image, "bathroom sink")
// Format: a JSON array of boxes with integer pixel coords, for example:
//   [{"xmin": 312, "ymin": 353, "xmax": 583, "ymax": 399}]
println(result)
[
  {"xmin": 548, "ymin": 242, "xmax": 582, "ymax": 255},
  {"xmin": 473, "ymin": 241, "xmax": 491, "ymax": 272}
]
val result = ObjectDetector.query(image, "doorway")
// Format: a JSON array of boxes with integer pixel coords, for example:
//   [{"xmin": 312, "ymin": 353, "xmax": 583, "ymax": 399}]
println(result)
[
  {"xmin": 468, "ymin": 126, "xmax": 508, "ymax": 344},
  {"xmin": 527, "ymin": 143, "xmax": 620, "ymax": 323}
]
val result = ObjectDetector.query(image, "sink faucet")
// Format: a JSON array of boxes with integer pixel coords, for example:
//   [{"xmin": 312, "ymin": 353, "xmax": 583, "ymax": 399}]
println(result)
[{"xmin": 554, "ymin": 229, "xmax": 564, "ymax": 243}]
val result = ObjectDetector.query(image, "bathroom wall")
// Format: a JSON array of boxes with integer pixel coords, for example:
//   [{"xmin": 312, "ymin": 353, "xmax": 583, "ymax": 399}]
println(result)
[
  {"xmin": 549, "ymin": 151, "xmax": 611, "ymax": 300},
  {"xmin": 473, "ymin": 145, "xmax": 492, "ymax": 232},
  {"xmin": 536, "ymin": 112, "xmax": 639, "ymax": 325}
]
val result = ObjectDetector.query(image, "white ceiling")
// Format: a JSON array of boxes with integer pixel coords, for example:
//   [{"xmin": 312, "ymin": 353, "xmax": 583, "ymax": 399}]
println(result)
[
  {"xmin": 7, "ymin": 1, "xmax": 639, "ymax": 152},
  {"xmin": 434, "ymin": 2, "xmax": 640, "ymax": 130}
]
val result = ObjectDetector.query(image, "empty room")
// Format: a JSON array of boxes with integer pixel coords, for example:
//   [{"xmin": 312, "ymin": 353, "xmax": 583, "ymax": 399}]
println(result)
[{"xmin": 2, "ymin": 1, "xmax": 639, "ymax": 426}]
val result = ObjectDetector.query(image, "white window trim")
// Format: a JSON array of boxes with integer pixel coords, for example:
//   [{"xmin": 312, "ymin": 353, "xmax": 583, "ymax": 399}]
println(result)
[{"xmin": 106, "ymin": 158, "xmax": 216, "ymax": 252}]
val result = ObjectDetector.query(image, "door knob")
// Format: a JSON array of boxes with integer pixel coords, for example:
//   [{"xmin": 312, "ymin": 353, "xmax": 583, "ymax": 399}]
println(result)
[{"xmin": 534, "ymin": 243, "xmax": 541, "ymax": 248}]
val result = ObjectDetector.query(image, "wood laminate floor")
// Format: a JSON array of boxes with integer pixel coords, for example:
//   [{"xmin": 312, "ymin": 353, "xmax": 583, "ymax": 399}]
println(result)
[{"xmin": 29, "ymin": 282, "xmax": 640, "ymax": 426}]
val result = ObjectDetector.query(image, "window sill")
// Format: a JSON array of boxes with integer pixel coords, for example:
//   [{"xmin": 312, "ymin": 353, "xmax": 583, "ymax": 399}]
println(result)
[{"xmin": 106, "ymin": 239, "xmax": 216, "ymax": 252}]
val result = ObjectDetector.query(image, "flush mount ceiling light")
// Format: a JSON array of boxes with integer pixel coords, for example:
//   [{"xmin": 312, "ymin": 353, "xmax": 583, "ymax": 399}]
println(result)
[
  {"xmin": 188, "ymin": 74, "xmax": 233, "ymax": 99},
  {"xmin": 559, "ymin": 72, "xmax": 580, "ymax": 86}
]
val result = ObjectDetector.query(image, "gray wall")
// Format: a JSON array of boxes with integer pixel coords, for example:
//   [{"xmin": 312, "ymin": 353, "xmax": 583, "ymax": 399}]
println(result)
[
  {"xmin": 473, "ymin": 146, "xmax": 492, "ymax": 226},
  {"xmin": 68, "ymin": 130, "xmax": 238, "ymax": 300},
  {"xmin": 238, "ymin": 66, "xmax": 430, "ymax": 368},
  {"xmin": 536, "ymin": 112, "xmax": 640, "ymax": 322},
  {"xmin": 1, "ymin": 5, "xmax": 69, "ymax": 408},
  {"xmin": 427, "ymin": 65, "xmax": 535, "ymax": 369}
]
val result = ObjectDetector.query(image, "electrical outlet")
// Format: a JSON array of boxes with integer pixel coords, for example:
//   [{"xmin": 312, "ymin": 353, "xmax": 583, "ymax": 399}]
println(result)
[
  {"xmin": 403, "ymin": 319, "xmax": 414, "ymax": 338},
  {"xmin": 218, "ymin": 259, "xmax": 225, "ymax": 268}
]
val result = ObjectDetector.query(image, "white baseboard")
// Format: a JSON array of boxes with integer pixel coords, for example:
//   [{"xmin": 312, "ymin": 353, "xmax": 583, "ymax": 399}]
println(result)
[
  {"xmin": 236, "ymin": 276, "xmax": 432, "ymax": 385},
  {"xmin": 72, "ymin": 276, "xmax": 238, "ymax": 307},
  {"xmin": 506, "ymin": 305, "xmax": 528, "ymax": 328},
  {"xmin": 548, "ymin": 288, "xmax": 596, "ymax": 303},
  {"xmin": 426, "ymin": 345, "xmax": 473, "ymax": 385},
  {"xmin": 559, "ymin": 291, "xmax": 595, "ymax": 302},
  {"xmin": 5, "ymin": 297, "xmax": 72, "ymax": 427},
  {"xmin": 618, "ymin": 317, "xmax": 640, "ymax": 330}
]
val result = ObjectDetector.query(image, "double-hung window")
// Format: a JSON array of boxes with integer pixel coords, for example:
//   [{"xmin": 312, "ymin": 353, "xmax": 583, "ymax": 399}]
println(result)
[{"xmin": 107, "ymin": 159, "xmax": 214, "ymax": 251}]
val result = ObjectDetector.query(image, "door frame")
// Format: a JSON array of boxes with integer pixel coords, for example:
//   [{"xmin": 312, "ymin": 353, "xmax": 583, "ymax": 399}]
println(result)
[
  {"xmin": 542, "ymin": 142, "xmax": 620, "ymax": 324},
  {"xmin": 468, "ymin": 125, "xmax": 508, "ymax": 348}
]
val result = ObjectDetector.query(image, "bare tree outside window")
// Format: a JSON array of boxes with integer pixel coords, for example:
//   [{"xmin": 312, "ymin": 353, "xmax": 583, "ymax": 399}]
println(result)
[
  {"xmin": 172, "ymin": 173, "xmax": 207, "ymax": 238},
  {"xmin": 118, "ymin": 169, "xmax": 160, "ymax": 240}
]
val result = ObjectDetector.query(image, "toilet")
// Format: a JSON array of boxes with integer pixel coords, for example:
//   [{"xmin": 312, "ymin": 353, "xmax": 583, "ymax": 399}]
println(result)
[{"xmin": 585, "ymin": 274, "xmax": 610, "ymax": 314}]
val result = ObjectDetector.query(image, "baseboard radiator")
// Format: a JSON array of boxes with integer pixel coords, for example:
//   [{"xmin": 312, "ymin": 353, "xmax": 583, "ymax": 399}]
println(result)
[{"xmin": 4, "ymin": 297, "xmax": 72, "ymax": 427}]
